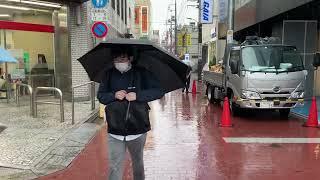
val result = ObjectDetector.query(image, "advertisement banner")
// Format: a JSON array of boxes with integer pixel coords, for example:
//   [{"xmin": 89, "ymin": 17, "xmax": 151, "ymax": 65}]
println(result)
[
  {"xmin": 135, "ymin": 6, "xmax": 140, "ymax": 25},
  {"xmin": 200, "ymin": 0, "xmax": 213, "ymax": 24},
  {"xmin": 178, "ymin": 33, "xmax": 183, "ymax": 46},
  {"xmin": 186, "ymin": 34, "xmax": 192, "ymax": 46},
  {"xmin": 141, "ymin": 7, "xmax": 148, "ymax": 33}
]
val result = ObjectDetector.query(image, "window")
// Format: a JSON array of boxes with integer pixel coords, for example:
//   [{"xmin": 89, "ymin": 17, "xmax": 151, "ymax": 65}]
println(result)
[
  {"xmin": 242, "ymin": 46, "xmax": 303, "ymax": 72},
  {"xmin": 117, "ymin": 0, "xmax": 120, "ymax": 15},
  {"xmin": 124, "ymin": 0, "xmax": 127, "ymax": 25},
  {"xmin": 229, "ymin": 50, "xmax": 240, "ymax": 66},
  {"xmin": 121, "ymin": 0, "xmax": 124, "ymax": 21},
  {"xmin": 111, "ymin": 0, "xmax": 115, "ymax": 9}
]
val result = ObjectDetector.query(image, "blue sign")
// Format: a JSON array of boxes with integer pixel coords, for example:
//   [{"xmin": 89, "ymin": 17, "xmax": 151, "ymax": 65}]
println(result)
[
  {"xmin": 201, "ymin": 0, "xmax": 213, "ymax": 24},
  {"xmin": 91, "ymin": 22, "xmax": 108, "ymax": 38},
  {"xmin": 92, "ymin": 0, "xmax": 109, "ymax": 8}
]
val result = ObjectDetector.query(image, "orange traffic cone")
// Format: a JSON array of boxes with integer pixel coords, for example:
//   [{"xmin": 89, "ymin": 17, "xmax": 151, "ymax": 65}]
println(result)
[
  {"xmin": 219, "ymin": 97, "xmax": 233, "ymax": 127},
  {"xmin": 192, "ymin": 80, "xmax": 197, "ymax": 94},
  {"xmin": 303, "ymin": 97, "xmax": 319, "ymax": 128}
]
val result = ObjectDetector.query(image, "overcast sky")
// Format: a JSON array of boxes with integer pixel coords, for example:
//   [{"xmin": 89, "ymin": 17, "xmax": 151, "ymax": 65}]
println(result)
[{"xmin": 150, "ymin": 0, "xmax": 198, "ymax": 39}]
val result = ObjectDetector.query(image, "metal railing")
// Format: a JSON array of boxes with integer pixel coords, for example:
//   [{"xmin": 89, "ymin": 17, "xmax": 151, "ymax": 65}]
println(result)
[
  {"xmin": 71, "ymin": 81, "xmax": 96, "ymax": 125},
  {"xmin": 15, "ymin": 83, "xmax": 33, "ymax": 116},
  {"xmin": 33, "ymin": 87, "xmax": 64, "ymax": 122}
]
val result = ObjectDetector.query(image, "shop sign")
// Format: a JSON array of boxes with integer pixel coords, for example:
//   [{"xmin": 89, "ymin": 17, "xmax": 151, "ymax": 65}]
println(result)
[
  {"xmin": 227, "ymin": 30, "xmax": 233, "ymax": 43},
  {"xmin": 11, "ymin": 69, "xmax": 25, "ymax": 80},
  {"xmin": 91, "ymin": 0, "xmax": 109, "ymax": 8},
  {"xmin": 211, "ymin": 27, "xmax": 217, "ymax": 38},
  {"xmin": 91, "ymin": 8, "xmax": 108, "ymax": 21},
  {"xmin": 178, "ymin": 33, "xmax": 183, "ymax": 46},
  {"xmin": 186, "ymin": 34, "xmax": 192, "ymax": 46},
  {"xmin": 141, "ymin": 7, "xmax": 148, "ymax": 34},
  {"xmin": 184, "ymin": 54, "xmax": 190, "ymax": 61},
  {"xmin": 201, "ymin": 0, "xmax": 213, "ymax": 24},
  {"xmin": 91, "ymin": 21, "xmax": 109, "ymax": 38}
]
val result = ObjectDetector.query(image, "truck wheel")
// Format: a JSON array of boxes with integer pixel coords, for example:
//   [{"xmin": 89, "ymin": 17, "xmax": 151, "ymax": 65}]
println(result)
[
  {"xmin": 279, "ymin": 109, "xmax": 290, "ymax": 119},
  {"xmin": 230, "ymin": 93, "xmax": 240, "ymax": 116},
  {"xmin": 207, "ymin": 86, "xmax": 215, "ymax": 103},
  {"xmin": 213, "ymin": 87, "xmax": 221, "ymax": 104}
]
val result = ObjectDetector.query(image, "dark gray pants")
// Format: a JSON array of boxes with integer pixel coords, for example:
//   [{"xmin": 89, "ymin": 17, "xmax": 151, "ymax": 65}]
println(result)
[{"xmin": 107, "ymin": 134, "xmax": 147, "ymax": 180}]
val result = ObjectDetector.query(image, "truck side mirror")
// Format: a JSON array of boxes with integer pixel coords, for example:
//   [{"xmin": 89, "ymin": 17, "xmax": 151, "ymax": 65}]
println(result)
[
  {"xmin": 230, "ymin": 60, "xmax": 239, "ymax": 74},
  {"xmin": 313, "ymin": 52, "xmax": 320, "ymax": 69}
]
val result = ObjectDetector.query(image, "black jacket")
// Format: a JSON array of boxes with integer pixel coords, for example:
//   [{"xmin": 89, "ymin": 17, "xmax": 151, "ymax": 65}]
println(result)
[{"xmin": 97, "ymin": 67, "xmax": 164, "ymax": 135}]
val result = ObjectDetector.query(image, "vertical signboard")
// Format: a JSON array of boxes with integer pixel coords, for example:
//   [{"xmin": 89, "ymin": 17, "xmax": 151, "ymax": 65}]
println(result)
[
  {"xmin": 91, "ymin": 0, "xmax": 109, "ymax": 22},
  {"xmin": 219, "ymin": 0, "xmax": 228, "ymax": 22},
  {"xmin": 186, "ymin": 34, "xmax": 192, "ymax": 46},
  {"xmin": 200, "ymin": 0, "xmax": 213, "ymax": 24},
  {"xmin": 178, "ymin": 33, "xmax": 183, "ymax": 46},
  {"xmin": 141, "ymin": 6, "xmax": 148, "ymax": 34},
  {"xmin": 135, "ymin": 6, "xmax": 140, "ymax": 25}
]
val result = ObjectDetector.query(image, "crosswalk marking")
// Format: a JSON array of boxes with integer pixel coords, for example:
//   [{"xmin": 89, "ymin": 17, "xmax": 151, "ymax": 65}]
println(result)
[{"xmin": 223, "ymin": 137, "xmax": 320, "ymax": 144}]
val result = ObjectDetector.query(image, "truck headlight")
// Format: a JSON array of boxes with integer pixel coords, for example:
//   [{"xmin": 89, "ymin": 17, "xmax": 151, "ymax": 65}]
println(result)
[
  {"xmin": 290, "ymin": 91, "xmax": 304, "ymax": 99},
  {"xmin": 241, "ymin": 90, "xmax": 262, "ymax": 100}
]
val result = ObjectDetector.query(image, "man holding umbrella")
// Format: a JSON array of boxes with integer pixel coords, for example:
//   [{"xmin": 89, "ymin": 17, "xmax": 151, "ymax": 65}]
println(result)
[
  {"xmin": 97, "ymin": 47, "xmax": 164, "ymax": 180},
  {"xmin": 78, "ymin": 39, "xmax": 190, "ymax": 180}
]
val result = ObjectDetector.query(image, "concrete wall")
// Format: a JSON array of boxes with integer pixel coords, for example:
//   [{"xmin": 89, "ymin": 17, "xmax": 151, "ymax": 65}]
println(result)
[
  {"xmin": 70, "ymin": 0, "xmax": 130, "ymax": 99},
  {"xmin": 69, "ymin": 3, "xmax": 93, "ymax": 99}
]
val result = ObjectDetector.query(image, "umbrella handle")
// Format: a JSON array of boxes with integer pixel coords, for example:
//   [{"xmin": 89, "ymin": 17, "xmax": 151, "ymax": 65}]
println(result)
[{"xmin": 125, "ymin": 101, "xmax": 131, "ymax": 121}]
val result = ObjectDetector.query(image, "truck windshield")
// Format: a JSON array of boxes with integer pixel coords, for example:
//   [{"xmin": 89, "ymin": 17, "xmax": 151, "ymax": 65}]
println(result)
[{"xmin": 242, "ymin": 46, "xmax": 304, "ymax": 73}]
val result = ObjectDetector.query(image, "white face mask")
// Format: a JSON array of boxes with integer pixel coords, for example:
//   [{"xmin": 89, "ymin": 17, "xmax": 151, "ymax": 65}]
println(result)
[{"xmin": 114, "ymin": 62, "xmax": 131, "ymax": 73}]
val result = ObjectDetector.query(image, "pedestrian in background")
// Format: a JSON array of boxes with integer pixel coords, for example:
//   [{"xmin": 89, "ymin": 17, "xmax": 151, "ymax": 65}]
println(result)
[
  {"xmin": 97, "ymin": 48, "xmax": 164, "ymax": 180},
  {"xmin": 182, "ymin": 59, "xmax": 192, "ymax": 93}
]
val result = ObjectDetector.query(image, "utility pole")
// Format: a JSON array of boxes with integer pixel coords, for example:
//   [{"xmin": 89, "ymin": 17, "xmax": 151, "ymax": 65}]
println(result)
[
  {"xmin": 3, "ymin": 30, "xmax": 10, "ymax": 103},
  {"xmin": 174, "ymin": 0, "xmax": 178, "ymax": 55},
  {"xmin": 227, "ymin": 0, "xmax": 234, "ymax": 44},
  {"xmin": 197, "ymin": 0, "xmax": 202, "ymax": 80},
  {"xmin": 170, "ymin": 18, "xmax": 173, "ymax": 53}
]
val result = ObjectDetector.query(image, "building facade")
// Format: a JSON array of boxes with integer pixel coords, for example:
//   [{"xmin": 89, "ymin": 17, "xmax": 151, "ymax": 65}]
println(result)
[
  {"xmin": 177, "ymin": 23, "xmax": 199, "ymax": 67},
  {"xmin": 0, "ymin": 0, "xmax": 134, "ymax": 101},
  {"xmin": 134, "ymin": 0, "xmax": 152, "ymax": 39}
]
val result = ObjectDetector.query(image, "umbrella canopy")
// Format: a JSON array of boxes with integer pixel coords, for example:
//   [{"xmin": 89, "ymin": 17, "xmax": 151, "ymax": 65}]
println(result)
[
  {"xmin": 78, "ymin": 38, "xmax": 191, "ymax": 93},
  {"xmin": 0, "ymin": 48, "xmax": 17, "ymax": 63}
]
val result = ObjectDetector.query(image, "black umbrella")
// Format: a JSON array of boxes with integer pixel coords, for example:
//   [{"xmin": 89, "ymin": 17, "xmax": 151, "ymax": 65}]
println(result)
[{"xmin": 78, "ymin": 38, "xmax": 191, "ymax": 93}]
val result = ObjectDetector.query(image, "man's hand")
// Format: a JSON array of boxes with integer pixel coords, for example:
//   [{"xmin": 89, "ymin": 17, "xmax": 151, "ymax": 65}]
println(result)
[
  {"xmin": 126, "ymin": 92, "xmax": 137, "ymax": 101},
  {"xmin": 115, "ymin": 90, "xmax": 127, "ymax": 100}
]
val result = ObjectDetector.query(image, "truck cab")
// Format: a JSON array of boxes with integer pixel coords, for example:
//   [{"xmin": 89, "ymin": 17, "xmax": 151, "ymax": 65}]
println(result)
[
  {"xmin": 203, "ymin": 37, "xmax": 307, "ymax": 118},
  {"xmin": 227, "ymin": 44, "xmax": 306, "ymax": 117}
]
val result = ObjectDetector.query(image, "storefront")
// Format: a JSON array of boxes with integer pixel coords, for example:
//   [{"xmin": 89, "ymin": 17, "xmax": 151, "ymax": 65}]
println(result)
[{"xmin": 0, "ymin": 0, "xmax": 88, "ymax": 98}]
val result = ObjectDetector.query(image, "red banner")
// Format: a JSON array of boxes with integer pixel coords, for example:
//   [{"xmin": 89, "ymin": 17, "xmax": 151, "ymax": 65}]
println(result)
[
  {"xmin": 135, "ymin": 7, "xmax": 140, "ymax": 25},
  {"xmin": 0, "ymin": 20, "xmax": 54, "ymax": 33},
  {"xmin": 141, "ymin": 7, "xmax": 148, "ymax": 33}
]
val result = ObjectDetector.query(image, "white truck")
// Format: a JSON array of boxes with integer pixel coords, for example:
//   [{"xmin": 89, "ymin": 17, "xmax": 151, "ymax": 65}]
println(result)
[{"xmin": 203, "ymin": 36, "xmax": 320, "ymax": 118}]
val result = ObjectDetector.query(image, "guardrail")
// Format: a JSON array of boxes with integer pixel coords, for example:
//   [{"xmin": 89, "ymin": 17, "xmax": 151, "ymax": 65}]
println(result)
[
  {"xmin": 33, "ymin": 87, "xmax": 64, "ymax": 122},
  {"xmin": 71, "ymin": 81, "xmax": 96, "ymax": 125},
  {"xmin": 15, "ymin": 83, "xmax": 33, "ymax": 116}
]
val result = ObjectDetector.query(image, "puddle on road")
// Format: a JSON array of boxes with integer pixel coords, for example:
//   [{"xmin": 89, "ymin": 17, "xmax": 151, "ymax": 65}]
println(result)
[{"xmin": 270, "ymin": 143, "xmax": 282, "ymax": 148}]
